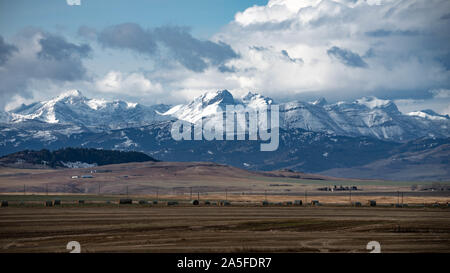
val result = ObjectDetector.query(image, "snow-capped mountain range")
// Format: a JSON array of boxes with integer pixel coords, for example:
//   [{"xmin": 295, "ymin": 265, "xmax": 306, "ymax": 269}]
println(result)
[
  {"xmin": 6, "ymin": 90, "xmax": 171, "ymax": 130},
  {"xmin": 1, "ymin": 89, "xmax": 449, "ymax": 181},
  {"xmin": 2, "ymin": 89, "xmax": 449, "ymax": 141}
]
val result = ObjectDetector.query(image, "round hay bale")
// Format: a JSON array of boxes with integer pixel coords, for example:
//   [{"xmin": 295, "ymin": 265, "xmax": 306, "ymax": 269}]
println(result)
[
  {"xmin": 190, "ymin": 200, "xmax": 199, "ymax": 205},
  {"xmin": 119, "ymin": 198, "xmax": 133, "ymax": 205},
  {"xmin": 1, "ymin": 200, "xmax": 8, "ymax": 207},
  {"xmin": 368, "ymin": 200, "xmax": 376, "ymax": 207},
  {"xmin": 54, "ymin": 200, "xmax": 61, "ymax": 206},
  {"xmin": 45, "ymin": 200, "xmax": 53, "ymax": 207}
]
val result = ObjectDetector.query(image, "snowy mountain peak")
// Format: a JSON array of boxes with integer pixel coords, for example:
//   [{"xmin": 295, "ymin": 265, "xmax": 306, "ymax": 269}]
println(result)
[
  {"xmin": 54, "ymin": 89, "xmax": 84, "ymax": 102},
  {"xmin": 312, "ymin": 97, "xmax": 327, "ymax": 106},
  {"xmin": 8, "ymin": 90, "xmax": 170, "ymax": 128},
  {"xmin": 241, "ymin": 92, "xmax": 273, "ymax": 108},
  {"xmin": 355, "ymin": 96, "xmax": 393, "ymax": 109},
  {"xmin": 196, "ymin": 89, "xmax": 235, "ymax": 107},
  {"xmin": 408, "ymin": 109, "xmax": 449, "ymax": 120}
]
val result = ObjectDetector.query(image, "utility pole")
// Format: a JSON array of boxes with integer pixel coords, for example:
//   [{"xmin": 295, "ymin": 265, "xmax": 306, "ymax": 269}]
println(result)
[
  {"xmin": 197, "ymin": 192, "xmax": 200, "ymax": 201},
  {"xmin": 401, "ymin": 192, "xmax": 404, "ymax": 205},
  {"xmin": 397, "ymin": 191, "xmax": 400, "ymax": 204}
]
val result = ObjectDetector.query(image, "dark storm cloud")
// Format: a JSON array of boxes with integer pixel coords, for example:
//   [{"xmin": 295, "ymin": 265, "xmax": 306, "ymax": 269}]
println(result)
[
  {"xmin": 327, "ymin": 46, "xmax": 368, "ymax": 68},
  {"xmin": 38, "ymin": 34, "xmax": 91, "ymax": 60},
  {"xmin": 0, "ymin": 35, "xmax": 18, "ymax": 65},
  {"xmin": 0, "ymin": 30, "xmax": 91, "ymax": 109},
  {"xmin": 97, "ymin": 23, "xmax": 239, "ymax": 72},
  {"xmin": 98, "ymin": 23, "xmax": 157, "ymax": 55}
]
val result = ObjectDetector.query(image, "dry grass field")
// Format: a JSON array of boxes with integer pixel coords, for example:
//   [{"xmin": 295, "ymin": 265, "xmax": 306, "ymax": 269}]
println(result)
[
  {"xmin": 1, "ymin": 206, "xmax": 449, "ymax": 253},
  {"xmin": 1, "ymin": 162, "xmax": 449, "ymax": 253}
]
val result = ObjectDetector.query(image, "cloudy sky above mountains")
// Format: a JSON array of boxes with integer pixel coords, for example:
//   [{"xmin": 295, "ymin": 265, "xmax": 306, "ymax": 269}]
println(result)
[{"xmin": 0, "ymin": 0, "xmax": 449, "ymax": 115}]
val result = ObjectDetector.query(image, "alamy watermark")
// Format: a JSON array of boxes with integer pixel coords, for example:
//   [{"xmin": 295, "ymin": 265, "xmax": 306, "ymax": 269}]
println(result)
[{"xmin": 171, "ymin": 105, "xmax": 279, "ymax": 152}]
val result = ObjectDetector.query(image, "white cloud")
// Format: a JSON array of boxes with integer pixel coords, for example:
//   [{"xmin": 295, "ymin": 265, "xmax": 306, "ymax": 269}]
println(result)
[
  {"xmin": 66, "ymin": 0, "xmax": 81, "ymax": 6},
  {"xmin": 211, "ymin": 0, "xmax": 450, "ymax": 101},
  {"xmin": 96, "ymin": 71, "xmax": 162, "ymax": 95}
]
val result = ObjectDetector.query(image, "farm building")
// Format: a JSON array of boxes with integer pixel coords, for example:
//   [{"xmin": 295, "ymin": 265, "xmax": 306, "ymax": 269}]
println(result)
[{"xmin": 368, "ymin": 200, "xmax": 376, "ymax": 207}]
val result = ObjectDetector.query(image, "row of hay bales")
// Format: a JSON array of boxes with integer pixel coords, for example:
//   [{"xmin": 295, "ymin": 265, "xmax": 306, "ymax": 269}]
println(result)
[{"xmin": 262, "ymin": 200, "xmax": 305, "ymax": 206}]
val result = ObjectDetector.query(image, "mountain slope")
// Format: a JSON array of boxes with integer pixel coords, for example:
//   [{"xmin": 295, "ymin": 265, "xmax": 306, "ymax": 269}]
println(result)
[{"xmin": 320, "ymin": 140, "xmax": 450, "ymax": 181}]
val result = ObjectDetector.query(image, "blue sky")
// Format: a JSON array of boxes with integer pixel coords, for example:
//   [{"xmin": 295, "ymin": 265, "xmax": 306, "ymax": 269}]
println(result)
[
  {"xmin": 0, "ymin": 0, "xmax": 449, "ymax": 115},
  {"xmin": 0, "ymin": 0, "xmax": 268, "ymax": 38}
]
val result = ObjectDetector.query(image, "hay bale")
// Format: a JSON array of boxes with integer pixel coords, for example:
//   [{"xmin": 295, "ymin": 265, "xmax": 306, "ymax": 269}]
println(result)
[
  {"xmin": 54, "ymin": 200, "xmax": 61, "ymax": 206},
  {"xmin": 78, "ymin": 200, "xmax": 85, "ymax": 204},
  {"xmin": 167, "ymin": 201, "xmax": 178, "ymax": 206},
  {"xmin": 1, "ymin": 201, "xmax": 8, "ymax": 207},
  {"xmin": 119, "ymin": 198, "xmax": 133, "ymax": 205},
  {"xmin": 262, "ymin": 201, "xmax": 269, "ymax": 206},
  {"xmin": 368, "ymin": 200, "xmax": 376, "ymax": 207},
  {"xmin": 294, "ymin": 200, "xmax": 302, "ymax": 206},
  {"xmin": 190, "ymin": 200, "xmax": 199, "ymax": 205},
  {"xmin": 138, "ymin": 200, "xmax": 148, "ymax": 205},
  {"xmin": 152, "ymin": 200, "xmax": 158, "ymax": 205},
  {"xmin": 204, "ymin": 201, "xmax": 211, "ymax": 205},
  {"xmin": 45, "ymin": 200, "xmax": 53, "ymax": 207}
]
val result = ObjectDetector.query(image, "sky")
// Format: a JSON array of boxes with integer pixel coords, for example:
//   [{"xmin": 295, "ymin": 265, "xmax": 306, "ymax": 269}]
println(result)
[{"xmin": 0, "ymin": 0, "xmax": 449, "ymax": 115}]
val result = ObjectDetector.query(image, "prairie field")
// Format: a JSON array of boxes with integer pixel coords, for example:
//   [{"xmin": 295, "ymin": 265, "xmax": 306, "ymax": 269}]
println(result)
[{"xmin": 1, "ymin": 204, "xmax": 449, "ymax": 253}]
